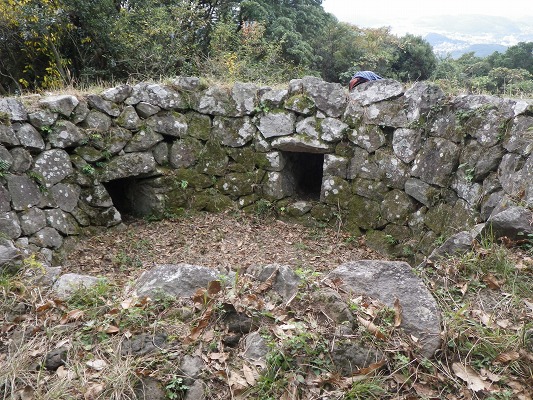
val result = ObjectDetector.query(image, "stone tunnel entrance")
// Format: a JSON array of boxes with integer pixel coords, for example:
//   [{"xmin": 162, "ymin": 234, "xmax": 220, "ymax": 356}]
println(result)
[
  {"xmin": 283, "ymin": 151, "xmax": 324, "ymax": 200},
  {"xmin": 102, "ymin": 177, "xmax": 160, "ymax": 218}
]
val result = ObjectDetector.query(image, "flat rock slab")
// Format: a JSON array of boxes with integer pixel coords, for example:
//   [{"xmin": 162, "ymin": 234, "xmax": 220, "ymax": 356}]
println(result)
[
  {"xmin": 52, "ymin": 273, "xmax": 100, "ymax": 298},
  {"xmin": 328, "ymin": 260, "xmax": 441, "ymax": 358},
  {"xmin": 134, "ymin": 263, "xmax": 224, "ymax": 298},
  {"xmin": 481, "ymin": 206, "xmax": 533, "ymax": 241}
]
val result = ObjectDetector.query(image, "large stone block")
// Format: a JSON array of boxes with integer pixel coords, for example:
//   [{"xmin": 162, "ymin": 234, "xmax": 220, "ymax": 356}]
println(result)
[
  {"xmin": 213, "ymin": 116, "xmax": 255, "ymax": 147},
  {"xmin": 49, "ymin": 121, "xmax": 86, "ymax": 148},
  {"xmin": 411, "ymin": 138, "xmax": 459, "ymax": 187},
  {"xmin": 256, "ymin": 111, "xmax": 296, "ymax": 138},
  {"xmin": 32, "ymin": 149, "xmax": 74, "ymax": 187},
  {"xmin": 39, "ymin": 95, "xmax": 79, "ymax": 117},
  {"xmin": 14, "ymin": 123, "xmax": 45, "ymax": 151},
  {"xmin": 0, "ymin": 211, "xmax": 21, "ymax": 239},
  {"xmin": 349, "ymin": 79, "xmax": 404, "ymax": 106},
  {"xmin": 0, "ymin": 98, "xmax": 27, "ymax": 121},
  {"xmin": 126, "ymin": 83, "xmax": 187, "ymax": 109},
  {"xmin": 98, "ymin": 152, "xmax": 156, "ymax": 182},
  {"xmin": 6, "ymin": 174, "xmax": 42, "ymax": 210},
  {"xmin": 147, "ymin": 111, "xmax": 188, "ymax": 138},
  {"xmin": 328, "ymin": 260, "xmax": 441, "ymax": 358}
]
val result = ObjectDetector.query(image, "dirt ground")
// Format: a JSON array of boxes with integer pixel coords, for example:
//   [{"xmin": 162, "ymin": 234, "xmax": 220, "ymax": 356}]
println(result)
[{"xmin": 60, "ymin": 211, "xmax": 385, "ymax": 284}]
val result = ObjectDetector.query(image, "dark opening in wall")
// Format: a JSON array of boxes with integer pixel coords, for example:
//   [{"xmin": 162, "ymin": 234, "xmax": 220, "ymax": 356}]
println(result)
[
  {"xmin": 102, "ymin": 177, "xmax": 158, "ymax": 218},
  {"xmin": 283, "ymin": 152, "xmax": 324, "ymax": 200}
]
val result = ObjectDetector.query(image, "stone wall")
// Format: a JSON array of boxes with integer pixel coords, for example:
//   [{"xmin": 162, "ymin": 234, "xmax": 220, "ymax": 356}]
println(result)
[{"xmin": 0, "ymin": 76, "xmax": 532, "ymax": 263}]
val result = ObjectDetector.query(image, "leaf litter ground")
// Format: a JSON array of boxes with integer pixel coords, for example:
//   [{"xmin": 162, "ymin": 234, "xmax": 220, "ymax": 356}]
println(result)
[
  {"xmin": 60, "ymin": 211, "xmax": 381, "ymax": 283},
  {"xmin": 1, "ymin": 211, "xmax": 532, "ymax": 399}
]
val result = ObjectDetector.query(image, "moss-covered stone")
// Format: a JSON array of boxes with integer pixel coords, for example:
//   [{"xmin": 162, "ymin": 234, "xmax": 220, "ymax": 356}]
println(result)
[
  {"xmin": 415, "ymin": 230, "xmax": 439, "ymax": 256},
  {"xmin": 74, "ymin": 146, "xmax": 105, "ymax": 163},
  {"xmin": 237, "ymin": 193, "xmax": 260, "ymax": 209},
  {"xmin": 173, "ymin": 168, "xmax": 214, "ymax": 189},
  {"xmin": 216, "ymin": 171, "xmax": 263, "ymax": 198},
  {"xmin": 197, "ymin": 140, "xmax": 228, "ymax": 176},
  {"xmin": 321, "ymin": 176, "xmax": 352, "ymax": 207},
  {"xmin": 365, "ymin": 229, "xmax": 397, "ymax": 256},
  {"xmin": 380, "ymin": 190, "xmax": 417, "ymax": 224},
  {"xmin": 423, "ymin": 203, "xmax": 454, "ymax": 235},
  {"xmin": 344, "ymin": 195, "xmax": 384, "ymax": 230},
  {"xmin": 365, "ymin": 225, "xmax": 414, "ymax": 259},
  {"xmin": 226, "ymin": 147, "xmax": 257, "ymax": 170},
  {"xmin": 164, "ymin": 187, "xmax": 189, "ymax": 214},
  {"xmin": 284, "ymin": 94, "xmax": 315, "ymax": 115},
  {"xmin": 423, "ymin": 200, "xmax": 477, "ymax": 237},
  {"xmin": 169, "ymin": 136, "xmax": 203, "ymax": 169},
  {"xmin": 335, "ymin": 140, "xmax": 355, "ymax": 158},
  {"xmin": 192, "ymin": 191, "xmax": 234, "ymax": 212},
  {"xmin": 352, "ymin": 178, "xmax": 389, "ymax": 201},
  {"xmin": 310, "ymin": 204, "xmax": 333, "ymax": 221}
]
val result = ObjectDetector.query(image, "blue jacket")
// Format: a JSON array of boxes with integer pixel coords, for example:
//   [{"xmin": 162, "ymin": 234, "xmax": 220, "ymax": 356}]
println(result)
[{"xmin": 351, "ymin": 71, "xmax": 382, "ymax": 81}]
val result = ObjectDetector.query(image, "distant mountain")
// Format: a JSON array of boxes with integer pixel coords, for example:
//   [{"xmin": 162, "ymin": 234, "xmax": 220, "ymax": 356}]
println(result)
[
  {"xmin": 417, "ymin": 14, "xmax": 533, "ymax": 58},
  {"xmin": 424, "ymin": 33, "xmax": 509, "ymax": 58}
]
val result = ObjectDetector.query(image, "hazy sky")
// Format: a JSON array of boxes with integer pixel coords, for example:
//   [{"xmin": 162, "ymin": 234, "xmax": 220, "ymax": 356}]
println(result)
[{"xmin": 322, "ymin": 0, "xmax": 533, "ymax": 35}]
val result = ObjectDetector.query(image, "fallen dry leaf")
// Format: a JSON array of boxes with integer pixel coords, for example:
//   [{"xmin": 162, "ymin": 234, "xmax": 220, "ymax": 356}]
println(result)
[
  {"xmin": 228, "ymin": 370, "xmax": 248, "ymax": 388},
  {"xmin": 480, "ymin": 368, "xmax": 501, "ymax": 383},
  {"xmin": 393, "ymin": 298, "xmax": 402, "ymax": 327},
  {"xmin": 207, "ymin": 280, "xmax": 222, "ymax": 296},
  {"xmin": 483, "ymin": 273, "xmax": 503, "ymax": 289},
  {"xmin": 413, "ymin": 382, "xmax": 439, "ymax": 398},
  {"xmin": 452, "ymin": 362, "xmax": 491, "ymax": 392},
  {"xmin": 18, "ymin": 386, "xmax": 34, "ymax": 400},
  {"xmin": 356, "ymin": 359, "xmax": 386, "ymax": 375},
  {"xmin": 84, "ymin": 383, "xmax": 105, "ymax": 400},
  {"xmin": 494, "ymin": 351, "xmax": 520, "ymax": 364},
  {"xmin": 104, "ymin": 325, "xmax": 120, "ymax": 334},
  {"xmin": 186, "ymin": 308, "xmax": 213, "ymax": 342},
  {"xmin": 357, "ymin": 316, "xmax": 387, "ymax": 340},
  {"xmin": 256, "ymin": 268, "xmax": 279, "ymax": 293},
  {"xmin": 36, "ymin": 300, "xmax": 55, "ymax": 313},
  {"xmin": 242, "ymin": 363, "xmax": 256, "ymax": 386},
  {"xmin": 56, "ymin": 366, "xmax": 75, "ymax": 379},
  {"xmin": 60, "ymin": 309, "xmax": 84, "ymax": 324},
  {"xmin": 471, "ymin": 310, "xmax": 493, "ymax": 327},
  {"xmin": 208, "ymin": 352, "xmax": 229, "ymax": 362}
]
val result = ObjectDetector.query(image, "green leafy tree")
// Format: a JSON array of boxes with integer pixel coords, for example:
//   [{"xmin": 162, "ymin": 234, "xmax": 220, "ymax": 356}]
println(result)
[
  {"xmin": 496, "ymin": 42, "xmax": 533, "ymax": 74},
  {"xmin": 240, "ymin": 0, "xmax": 328, "ymax": 66},
  {"xmin": 391, "ymin": 34, "xmax": 436, "ymax": 81},
  {"xmin": 311, "ymin": 19, "xmax": 365, "ymax": 82},
  {"xmin": 0, "ymin": 0, "xmax": 73, "ymax": 90}
]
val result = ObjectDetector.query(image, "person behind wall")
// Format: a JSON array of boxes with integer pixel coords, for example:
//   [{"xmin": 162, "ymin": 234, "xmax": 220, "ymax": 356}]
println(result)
[{"xmin": 348, "ymin": 71, "xmax": 382, "ymax": 91}]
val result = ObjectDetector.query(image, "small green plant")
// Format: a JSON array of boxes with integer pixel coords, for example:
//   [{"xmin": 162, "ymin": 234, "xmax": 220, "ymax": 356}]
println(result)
[
  {"xmin": 102, "ymin": 149, "xmax": 112, "ymax": 160},
  {"xmin": 384, "ymin": 234, "xmax": 398, "ymax": 245},
  {"xmin": 0, "ymin": 159, "xmax": 10, "ymax": 177},
  {"xmin": 458, "ymin": 163, "xmax": 475, "ymax": 182},
  {"xmin": 254, "ymin": 198, "xmax": 274, "ymax": 218},
  {"xmin": 179, "ymin": 179, "xmax": 188, "ymax": 189},
  {"xmin": 294, "ymin": 266, "xmax": 321, "ymax": 280},
  {"xmin": 40, "ymin": 125, "xmax": 53, "ymax": 135},
  {"xmin": 26, "ymin": 170, "xmax": 47, "ymax": 192},
  {"xmin": 253, "ymin": 102, "xmax": 270, "ymax": 114},
  {"xmin": 433, "ymin": 235, "xmax": 446, "ymax": 247},
  {"xmin": 66, "ymin": 278, "xmax": 112, "ymax": 310},
  {"xmin": 0, "ymin": 111, "xmax": 10, "ymax": 124},
  {"xmin": 22, "ymin": 254, "xmax": 45, "ymax": 273},
  {"xmin": 82, "ymin": 164, "xmax": 96, "ymax": 175},
  {"xmin": 343, "ymin": 378, "xmax": 387, "ymax": 399},
  {"xmin": 165, "ymin": 376, "xmax": 189, "ymax": 399}
]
